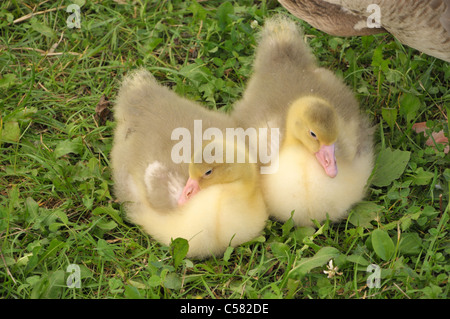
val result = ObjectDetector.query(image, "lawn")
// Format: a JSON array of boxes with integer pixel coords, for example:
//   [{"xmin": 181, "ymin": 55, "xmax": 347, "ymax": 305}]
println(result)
[{"xmin": 0, "ymin": 0, "xmax": 449, "ymax": 300}]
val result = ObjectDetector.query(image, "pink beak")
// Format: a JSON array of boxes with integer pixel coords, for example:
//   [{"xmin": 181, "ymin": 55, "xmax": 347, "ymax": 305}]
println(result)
[
  {"xmin": 177, "ymin": 177, "xmax": 200, "ymax": 206},
  {"xmin": 315, "ymin": 144, "xmax": 338, "ymax": 178}
]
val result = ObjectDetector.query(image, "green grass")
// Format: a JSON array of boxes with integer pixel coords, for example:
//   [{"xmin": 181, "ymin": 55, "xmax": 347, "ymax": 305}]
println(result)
[{"xmin": 0, "ymin": 0, "xmax": 449, "ymax": 299}]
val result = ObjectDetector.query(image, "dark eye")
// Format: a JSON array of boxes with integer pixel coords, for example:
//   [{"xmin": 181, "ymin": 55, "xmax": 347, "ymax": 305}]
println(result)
[
  {"xmin": 310, "ymin": 130, "xmax": 317, "ymax": 139},
  {"xmin": 204, "ymin": 169, "xmax": 213, "ymax": 176}
]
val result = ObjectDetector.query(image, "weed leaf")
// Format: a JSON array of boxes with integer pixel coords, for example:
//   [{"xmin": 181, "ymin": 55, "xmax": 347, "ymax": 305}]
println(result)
[
  {"xmin": 124, "ymin": 285, "xmax": 143, "ymax": 299},
  {"xmin": 163, "ymin": 272, "xmax": 182, "ymax": 290},
  {"xmin": 349, "ymin": 201, "xmax": 383, "ymax": 228},
  {"xmin": 0, "ymin": 73, "xmax": 16, "ymax": 88},
  {"xmin": 372, "ymin": 147, "xmax": 410, "ymax": 187},
  {"xmin": 411, "ymin": 167, "xmax": 434, "ymax": 186},
  {"xmin": 170, "ymin": 237, "xmax": 189, "ymax": 269},
  {"xmin": 30, "ymin": 20, "xmax": 56, "ymax": 39},
  {"xmin": 39, "ymin": 239, "xmax": 66, "ymax": 264},
  {"xmin": 92, "ymin": 206, "xmax": 124, "ymax": 226},
  {"xmin": 289, "ymin": 247, "xmax": 340, "ymax": 278},
  {"xmin": 223, "ymin": 246, "xmax": 234, "ymax": 262},
  {"xmin": 54, "ymin": 137, "xmax": 84, "ymax": 158},
  {"xmin": 400, "ymin": 93, "xmax": 421, "ymax": 125},
  {"xmin": 1, "ymin": 120, "xmax": 20, "ymax": 143},
  {"xmin": 96, "ymin": 239, "xmax": 116, "ymax": 261},
  {"xmin": 381, "ymin": 107, "xmax": 397, "ymax": 131},
  {"xmin": 398, "ymin": 233, "xmax": 423, "ymax": 255},
  {"xmin": 216, "ymin": 2, "xmax": 234, "ymax": 31},
  {"xmin": 31, "ymin": 270, "xmax": 65, "ymax": 299},
  {"xmin": 371, "ymin": 229, "xmax": 395, "ymax": 261},
  {"xmin": 346, "ymin": 254, "xmax": 370, "ymax": 266},
  {"xmin": 271, "ymin": 242, "xmax": 290, "ymax": 262},
  {"xmin": 281, "ymin": 213, "xmax": 295, "ymax": 237}
]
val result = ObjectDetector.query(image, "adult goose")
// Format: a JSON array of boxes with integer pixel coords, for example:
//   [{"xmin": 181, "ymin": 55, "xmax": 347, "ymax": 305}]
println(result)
[{"xmin": 278, "ymin": 0, "xmax": 450, "ymax": 62}]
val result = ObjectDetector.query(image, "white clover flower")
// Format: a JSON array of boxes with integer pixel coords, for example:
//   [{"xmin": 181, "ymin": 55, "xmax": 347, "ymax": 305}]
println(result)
[{"xmin": 323, "ymin": 259, "xmax": 342, "ymax": 278}]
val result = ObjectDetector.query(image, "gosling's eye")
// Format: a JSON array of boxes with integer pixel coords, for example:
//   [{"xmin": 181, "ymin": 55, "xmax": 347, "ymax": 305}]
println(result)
[
  {"xmin": 310, "ymin": 130, "xmax": 317, "ymax": 139},
  {"xmin": 204, "ymin": 169, "xmax": 213, "ymax": 177}
]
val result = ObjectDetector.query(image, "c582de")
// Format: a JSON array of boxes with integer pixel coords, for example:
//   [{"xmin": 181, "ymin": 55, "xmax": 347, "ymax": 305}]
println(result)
[{"xmin": 224, "ymin": 303, "xmax": 269, "ymax": 314}]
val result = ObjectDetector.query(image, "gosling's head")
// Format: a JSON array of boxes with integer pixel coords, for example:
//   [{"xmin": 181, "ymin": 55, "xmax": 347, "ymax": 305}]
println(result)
[
  {"xmin": 285, "ymin": 96, "xmax": 338, "ymax": 178},
  {"xmin": 178, "ymin": 139, "xmax": 255, "ymax": 205}
]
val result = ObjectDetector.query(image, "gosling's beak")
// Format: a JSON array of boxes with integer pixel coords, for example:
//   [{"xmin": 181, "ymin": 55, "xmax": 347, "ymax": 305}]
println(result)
[
  {"xmin": 315, "ymin": 144, "xmax": 338, "ymax": 178},
  {"xmin": 177, "ymin": 177, "xmax": 200, "ymax": 205}
]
